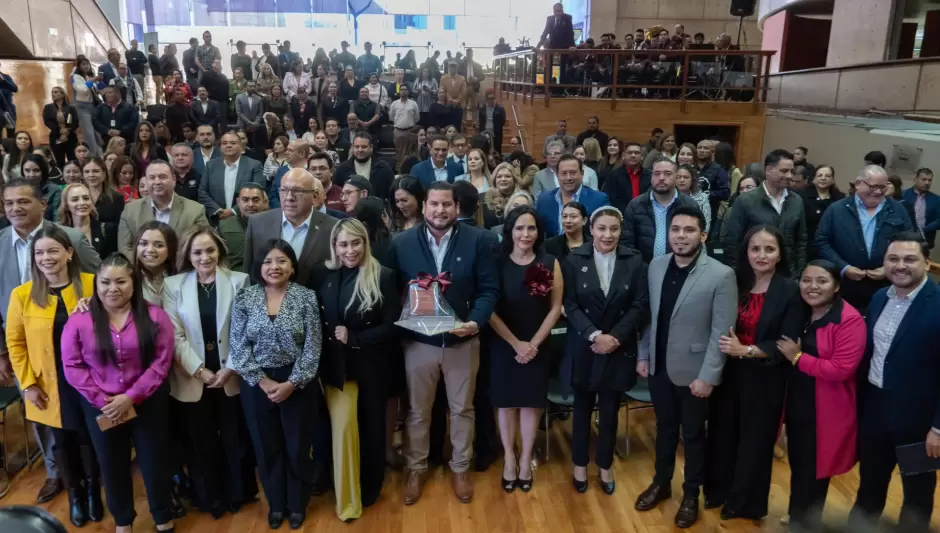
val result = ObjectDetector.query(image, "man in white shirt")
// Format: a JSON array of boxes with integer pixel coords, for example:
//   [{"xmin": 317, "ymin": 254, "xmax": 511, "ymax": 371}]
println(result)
[
  {"xmin": 199, "ymin": 131, "xmax": 265, "ymax": 220},
  {"xmin": 389, "ymin": 85, "xmax": 420, "ymax": 140}
]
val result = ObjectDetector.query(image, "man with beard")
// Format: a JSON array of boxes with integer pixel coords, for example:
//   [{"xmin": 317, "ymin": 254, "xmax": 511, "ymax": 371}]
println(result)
[
  {"xmin": 332, "ymin": 132, "xmax": 394, "ymax": 201},
  {"xmin": 694, "ymin": 139, "xmax": 730, "ymax": 219},
  {"xmin": 634, "ymin": 205, "xmax": 736, "ymax": 528},
  {"xmin": 219, "ymin": 182, "xmax": 268, "ymax": 271},
  {"xmin": 192, "ymin": 124, "xmax": 221, "ymax": 176},
  {"xmin": 387, "ymin": 181, "xmax": 499, "ymax": 506},
  {"xmin": 849, "ymin": 233, "xmax": 940, "ymax": 532},
  {"xmin": 575, "ymin": 116, "xmax": 609, "ymax": 152},
  {"xmin": 620, "ymin": 158, "xmax": 700, "ymax": 263},
  {"xmin": 604, "ymin": 142, "xmax": 651, "ymax": 213}
]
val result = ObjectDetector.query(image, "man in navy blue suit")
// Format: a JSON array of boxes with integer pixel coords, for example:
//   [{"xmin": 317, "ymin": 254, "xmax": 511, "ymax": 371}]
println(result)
[
  {"xmin": 411, "ymin": 135, "xmax": 463, "ymax": 188},
  {"xmin": 850, "ymin": 232, "xmax": 940, "ymax": 532},
  {"xmin": 387, "ymin": 181, "xmax": 499, "ymax": 506},
  {"xmin": 902, "ymin": 168, "xmax": 940, "ymax": 250},
  {"xmin": 536, "ymin": 154, "xmax": 609, "ymax": 237}
]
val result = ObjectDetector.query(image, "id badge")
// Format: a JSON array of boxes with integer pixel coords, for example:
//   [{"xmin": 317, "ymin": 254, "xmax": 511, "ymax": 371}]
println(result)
[
  {"xmin": 110, "ymin": 120, "xmax": 116, "ymax": 128},
  {"xmin": 66, "ymin": 114, "xmax": 72, "ymax": 125}
]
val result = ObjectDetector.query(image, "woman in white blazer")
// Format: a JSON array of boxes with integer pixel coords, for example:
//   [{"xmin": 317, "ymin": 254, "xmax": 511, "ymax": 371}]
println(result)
[{"xmin": 164, "ymin": 227, "xmax": 258, "ymax": 518}]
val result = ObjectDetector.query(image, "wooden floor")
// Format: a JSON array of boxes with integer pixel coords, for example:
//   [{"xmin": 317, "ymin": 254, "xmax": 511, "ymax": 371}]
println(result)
[{"xmin": 2, "ymin": 404, "xmax": 938, "ymax": 533}]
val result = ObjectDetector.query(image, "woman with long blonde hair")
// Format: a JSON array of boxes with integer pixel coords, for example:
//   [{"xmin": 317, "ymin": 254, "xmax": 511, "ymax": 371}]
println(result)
[
  {"xmin": 57, "ymin": 182, "xmax": 117, "ymax": 258},
  {"xmin": 482, "ymin": 162, "xmax": 519, "ymax": 229},
  {"xmin": 317, "ymin": 219, "xmax": 400, "ymax": 520},
  {"xmin": 454, "ymin": 148, "xmax": 492, "ymax": 193}
]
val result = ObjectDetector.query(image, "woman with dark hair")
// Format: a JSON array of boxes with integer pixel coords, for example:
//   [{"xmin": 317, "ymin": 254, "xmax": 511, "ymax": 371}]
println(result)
[
  {"xmin": 706, "ymin": 225, "xmax": 805, "ymax": 521},
  {"xmin": 164, "ymin": 227, "xmax": 257, "ymax": 518},
  {"xmin": 111, "ymin": 156, "xmax": 139, "ymax": 203},
  {"xmin": 564, "ymin": 206, "xmax": 649, "ymax": 495},
  {"xmin": 802, "ymin": 165, "xmax": 844, "ymax": 255},
  {"xmin": 642, "ymin": 132, "xmax": 677, "ymax": 169},
  {"xmin": 597, "ymin": 137, "xmax": 624, "ymax": 191},
  {"xmin": 230, "ymin": 239, "xmax": 322, "ymax": 530},
  {"xmin": 389, "ymin": 175, "xmax": 425, "ymax": 233},
  {"xmin": 413, "ymin": 67, "xmax": 438, "ymax": 127},
  {"xmin": 713, "ymin": 142, "xmax": 742, "ymax": 193},
  {"xmin": 62, "ymin": 160, "xmax": 85, "ymax": 186},
  {"xmin": 3, "ymin": 130, "xmax": 35, "ymax": 181},
  {"xmin": 34, "ymin": 146, "xmax": 63, "ymax": 185},
  {"xmin": 7, "ymin": 226, "xmax": 102, "ymax": 527},
  {"xmin": 74, "ymin": 142, "xmax": 91, "ymax": 166},
  {"xmin": 82, "ymin": 157, "xmax": 125, "ymax": 225},
  {"xmin": 61, "ymin": 253, "xmax": 176, "ymax": 533},
  {"xmin": 70, "ymin": 56, "xmax": 105, "ymax": 156},
  {"xmin": 544, "ymin": 201, "xmax": 588, "ymax": 259},
  {"xmin": 263, "ymin": 135, "xmax": 291, "ymax": 181},
  {"xmin": 43, "ymin": 86, "xmax": 79, "ymax": 167},
  {"xmin": 265, "ymin": 85, "xmax": 290, "ymax": 123},
  {"xmin": 58, "ymin": 182, "xmax": 118, "ymax": 259},
  {"xmin": 20, "ymin": 154, "xmax": 62, "ymax": 220},
  {"xmin": 886, "ymin": 175, "xmax": 917, "ymax": 228},
  {"xmin": 675, "ymin": 163, "xmax": 711, "ymax": 233},
  {"xmin": 490, "ymin": 205, "xmax": 563, "ymax": 493},
  {"xmin": 130, "ymin": 122, "xmax": 168, "ymax": 176},
  {"xmin": 429, "ymin": 89, "xmax": 453, "ymax": 130},
  {"xmin": 353, "ymin": 196, "xmax": 392, "ymax": 265},
  {"xmin": 394, "ymin": 133, "xmax": 421, "ymax": 175},
  {"xmin": 134, "ymin": 221, "xmax": 179, "ymax": 306},
  {"xmin": 776, "ymin": 260, "xmax": 865, "ymax": 531}
]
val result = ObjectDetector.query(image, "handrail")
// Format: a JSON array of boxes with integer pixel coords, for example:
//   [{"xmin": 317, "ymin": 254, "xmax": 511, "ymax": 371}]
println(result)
[{"xmin": 510, "ymin": 103, "xmax": 526, "ymax": 153}]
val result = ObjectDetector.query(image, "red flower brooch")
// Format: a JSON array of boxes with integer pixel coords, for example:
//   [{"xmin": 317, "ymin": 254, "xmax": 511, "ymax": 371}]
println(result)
[{"xmin": 524, "ymin": 262, "xmax": 553, "ymax": 297}]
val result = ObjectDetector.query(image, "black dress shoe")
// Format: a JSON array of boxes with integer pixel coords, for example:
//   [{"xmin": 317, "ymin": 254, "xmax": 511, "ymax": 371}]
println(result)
[
  {"xmin": 720, "ymin": 507, "xmax": 763, "ymax": 521},
  {"xmin": 634, "ymin": 484, "xmax": 672, "ymax": 511},
  {"xmin": 268, "ymin": 511, "xmax": 285, "ymax": 529},
  {"xmin": 86, "ymin": 479, "xmax": 104, "ymax": 522},
  {"xmin": 703, "ymin": 497, "xmax": 724, "ymax": 510},
  {"xmin": 598, "ymin": 478, "xmax": 615, "ymax": 496},
  {"xmin": 35, "ymin": 477, "xmax": 63, "ymax": 504},
  {"xmin": 501, "ymin": 476, "xmax": 517, "ymax": 493},
  {"xmin": 67, "ymin": 488, "xmax": 89, "ymax": 527},
  {"xmin": 288, "ymin": 512, "xmax": 306, "ymax": 530},
  {"xmin": 675, "ymin": 498, "xmax": 699, "ymax": 528},
  {"xmin": 572, "ymin": 477, "xmax": 588, "ymax": 493}
]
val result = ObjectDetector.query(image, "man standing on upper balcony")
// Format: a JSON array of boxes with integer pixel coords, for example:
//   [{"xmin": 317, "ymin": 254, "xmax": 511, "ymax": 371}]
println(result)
[{"xmin": 537, "ymin": 3, "xmax": 575, "ymax": 96}]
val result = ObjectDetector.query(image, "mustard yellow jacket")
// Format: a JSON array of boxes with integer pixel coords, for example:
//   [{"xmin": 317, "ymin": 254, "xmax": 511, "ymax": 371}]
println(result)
[{"xmin": 6, "ymin": 273, "xmax": 95, "ymax": 428}]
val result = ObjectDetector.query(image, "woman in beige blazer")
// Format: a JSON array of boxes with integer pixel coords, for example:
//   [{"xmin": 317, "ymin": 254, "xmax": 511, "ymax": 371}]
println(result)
[{"xmin": 164, "ymin": 227, "xmax": 257, "ymax": 518}]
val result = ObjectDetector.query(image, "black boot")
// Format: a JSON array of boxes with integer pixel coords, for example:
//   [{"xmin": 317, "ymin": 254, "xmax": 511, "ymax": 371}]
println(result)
[
  {"xmin": 79, "ymin": 445, "xmax": 104, "ymax": 522},
  {"xmin": 54, "ymin": 448, "xmax": 89, "ymax": 527}
]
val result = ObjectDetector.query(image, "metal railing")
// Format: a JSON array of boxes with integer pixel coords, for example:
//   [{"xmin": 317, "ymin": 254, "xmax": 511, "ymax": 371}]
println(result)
[{"xmin": 492, "ymin": 48, "xmax": 777, "ymax": 112}]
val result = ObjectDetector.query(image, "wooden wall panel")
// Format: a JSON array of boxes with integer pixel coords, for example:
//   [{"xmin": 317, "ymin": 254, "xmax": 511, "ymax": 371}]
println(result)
[
  {"xmin": 1, "ymin": 59, "xmax": 75, "ymax": 146},
  {"xmin": 497, "ymin": 95, "xmax": 767, "ymax": 167}
]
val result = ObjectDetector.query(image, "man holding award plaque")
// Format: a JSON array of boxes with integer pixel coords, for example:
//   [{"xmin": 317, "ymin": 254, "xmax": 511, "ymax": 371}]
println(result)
[{"xmin": 387, "ymin": 181, "xmax": 500, "ymax": 505}]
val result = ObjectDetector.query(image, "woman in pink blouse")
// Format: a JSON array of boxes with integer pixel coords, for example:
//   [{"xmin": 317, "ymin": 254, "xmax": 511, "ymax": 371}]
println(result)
[{"xmin": 62, "ymin": 253, "xmax": 176, "ymax": 533}]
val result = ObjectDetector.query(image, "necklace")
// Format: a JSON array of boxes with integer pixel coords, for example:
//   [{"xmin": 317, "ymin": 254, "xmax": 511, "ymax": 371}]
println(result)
[{"xmin": 199, "ymin": 281, "xmax": 215, "ymax": 297}]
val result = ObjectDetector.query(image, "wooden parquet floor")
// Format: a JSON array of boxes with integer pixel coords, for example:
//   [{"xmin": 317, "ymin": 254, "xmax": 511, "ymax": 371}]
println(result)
[{"xmin": 2, "ymin": 405, "xmax": 938, "ymax": 533}]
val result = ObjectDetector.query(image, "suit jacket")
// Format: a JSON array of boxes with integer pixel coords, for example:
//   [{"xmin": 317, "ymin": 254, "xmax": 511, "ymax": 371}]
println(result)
[
  {"xmin": 192, "ymin": 146, "xmax": 221, "ymax": 177},
  {"xmin": 93, "ymin": 101, "xmax": 140, "ymax": 143},
  {"xmin": 218, "ymin": 215, "xmax": 249, "ymax": 272},
  {"xmin": 235, "ymin": 93, "xmax": 264, "ymax": 129},
  {"xmin": 199, "ymin": 156, "xmax": 265, "ymax": 216},
  {"xmin": 538, "ymin": 13, "xmax": 575, "ymax": 49},
  {"xmin": 543, "ymin": 134, "xmax": 576, "ymax": 158},
  {"xmin": 641, "ymin": 252, "xmax": 737, "ymax": 386},
  {"xmin": 189, "ymin": 98, "xmax": 222, "ymax": 135},
  {"xmin": 745, "ymin": 274, "xmax": 805, "ymax": 365},
  {"xmin": 244, "ymin": 208, "xmax": 338, "ymax": 288},
  {"xmin": 310, "ymin": 76, "xmax": 330, "ymax": 106},
  {"xmin": 42, "ymin": 103, "xmax": 79, "ymax": 145},
  {"xmin": 439, "ymin": 74, "xmax": 467, "ymax": 104},
  {"xmin": 902, "ymin": 188, "xmax": 940, "ymax": 246},
  {"xmin": 117, "ymin": 194, "xmax": 210, "ymax": 259},
  {"xmin": 478, "ymin": 103, "xmax": 506, "ymax": 151},
  {"xmin": 411, "ymin": 158, "xmax": 464, "ymax": 188},
  {"xmin": 291, "ymin": 98, "xmax": 319, "ymax": 135},
  {"xmin": 562, "ymin": 243, "xmax": 649, "ymax": 392},
  {"xmin": 535, "ymin": 186, "xmax": 609, "ymax": 237},
  {"xmin": 164, "ymin": 268, "xmax": 249, "ymax": 402},
  {"xmin": 532, "ymin": 167, "xmax": 558, "ymax": 197},
  {"xmin": 333, "ymin": 158, "xmax": 395, "ymax": 201},
  {"xmin": 6, "ymin": 273, "xmax": 95, "ymax": 428},
  {"xmin": 98, "ymin": 63, "xmax": 118, "ymax": 86},
  {"xmin": 315, "ymin": 266, "xmax": 401, "ymax": 390}
]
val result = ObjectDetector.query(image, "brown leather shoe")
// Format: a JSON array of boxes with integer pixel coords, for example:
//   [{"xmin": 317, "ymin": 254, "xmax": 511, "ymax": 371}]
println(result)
[
  {"xmin": 0, "ymin": 469, "xmax": 10, "ymax": 499},
  {"xmin": 403, "ymin": 471, "xmax": 424, "ymax": 505},
  {"xmin": 36, "ymin": 477, "xmax": 63, "ymax": 504},
  {"xmin": 451, "ymin": 471, "xmax": 473, "ymax": 503}
]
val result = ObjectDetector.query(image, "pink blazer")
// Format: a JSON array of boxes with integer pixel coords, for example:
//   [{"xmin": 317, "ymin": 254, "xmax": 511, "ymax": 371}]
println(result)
[{"xmin": 796, "ymin": 299, "xmax": 866, "ymax": 479}]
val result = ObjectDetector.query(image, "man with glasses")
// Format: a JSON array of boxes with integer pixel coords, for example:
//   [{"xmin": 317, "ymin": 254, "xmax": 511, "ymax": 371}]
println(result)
[
  {"xmin": 244, "ymin": 168, "xmax": 337, "ymax": 288},
  {"xmin": 307, "ymin": 152, "xmax": 344, "ymax": 213},
  {"xmin": 269, "ymin": 139, "xmax": 310, "ymax": 208},
  {"xmin": 816, "ymin": 165, "xmax": 915, "ymax": 313},
  {"xmin": 341, "ymin": 175, "xmax": 372, "ymax": 214},
  {"xmin": 446, "ymin": 134, "xmax": 470, "ymax": 174},
  {"xmin": 604, "ymin": 142, "xmax": 650, "ymax": 213}
]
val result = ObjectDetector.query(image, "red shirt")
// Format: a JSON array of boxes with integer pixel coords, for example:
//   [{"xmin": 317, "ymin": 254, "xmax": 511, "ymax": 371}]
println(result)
[
  {"xmin": 736, "ymin": 292, "xmax": 765, "ymax": 346},
  {"xmin": 626, "ymin": 165, "xmax": 641, "ymax": 199},
  {"xmin": 324, "ymin": 183, "xmax": 344, "ymax": 212}
]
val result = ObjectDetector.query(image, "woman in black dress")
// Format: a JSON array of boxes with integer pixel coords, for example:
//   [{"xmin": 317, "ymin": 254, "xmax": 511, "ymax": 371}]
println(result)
[
  {"xmin": 544, "ymin": 201, "xmax": 588, "ymax": 259},
  {"xmin": 81, "ymin": 156, "xmax": 125, "ymax": 225},
  {"xmin": 489, "ymin": 206, "xmax": 563, "ymax": 493},
  {"xmin": 801, "ymin": 165, "xmax": 843, "ymax": 257},
  {"xmin": 42, "ymin": 86, "xmax": 79, "ymax": 167}
]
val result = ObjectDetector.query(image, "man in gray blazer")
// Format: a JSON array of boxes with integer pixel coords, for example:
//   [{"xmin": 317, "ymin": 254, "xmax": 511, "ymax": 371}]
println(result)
[
  {"xmin": 0, "ymin": 178, "xmax": 101, "ymax": 503},
  {"xmin": 542, "ymin": 119, "xmax": 575, "ymax": 157},
  {"xmin": 118, "ymin": 160, "xmax": 210, "ymax": 259},
  {"xmin": 198, "ymin": 131, "xmax": 265, "ymax": 219},
  {"xmin": 244, "ymin": 168, "xmax": 337, "ymax": 289},
  {"xmin": 235, "ymin": 81, "xmax": 264, "ymax": 131},
  {"xmin": 634, "ymin": 204, "xmax": 737, "ymax": 529},
  {"xmin": 532, "ymin": 140, "xmax": 565, "ymax": 196}
]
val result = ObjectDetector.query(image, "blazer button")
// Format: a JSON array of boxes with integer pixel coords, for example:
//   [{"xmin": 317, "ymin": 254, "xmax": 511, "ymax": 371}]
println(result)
[{"xmin": 585, "ymin": 309, "xmax": 590, "ymax": 314}]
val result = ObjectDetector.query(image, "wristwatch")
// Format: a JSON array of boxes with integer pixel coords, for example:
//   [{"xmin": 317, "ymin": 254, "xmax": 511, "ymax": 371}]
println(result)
[{"xmin": 746, "ymin": 345, "xmax": 755, "ymax": 358}]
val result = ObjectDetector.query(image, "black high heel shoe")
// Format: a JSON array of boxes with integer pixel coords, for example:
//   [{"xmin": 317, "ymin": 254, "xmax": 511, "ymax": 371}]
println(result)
[
  {"xmin": 501, "ymin": 457, "xmax": 518, "ymax": 493},
  {"xmin": 572, "ymin": 477, "xmax": 588, "ymax": 493},
  {"xmin": 599, "ymin": 478, "xmax": 616, "ymax": 495},
  {"xmin": 518, "ymin": 459, "xmax": 535, "ymax": 493}
]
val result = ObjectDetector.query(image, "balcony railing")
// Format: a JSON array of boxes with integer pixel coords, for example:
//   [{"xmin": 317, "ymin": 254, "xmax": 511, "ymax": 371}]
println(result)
[{"xmin": 492, "ymin": 48, "xmax": 777, "ymax": 112}]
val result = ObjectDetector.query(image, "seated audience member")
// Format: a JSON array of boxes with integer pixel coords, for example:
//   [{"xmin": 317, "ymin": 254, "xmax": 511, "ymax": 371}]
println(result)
[
  {"xmin": 535, "ymin": 154, "xmax": 609, "ymax": 237},
  {"xmin": 219, "ymin": 183, "xmax": 269, "ymax": 272},
  {"xmin": 342, "ymin": 175, "xmax": 372, "ymax": 214},
  {"xmin": 573, "ymin": 146, "xmax": 598, "ymax": 190},
  {"xmin": 333, "ymin": 133, "xmax": 394, "ymax": 201},
  {"xmin": 351, "ymin": 87, "xmax": 381, "ymax": 139},
  {"xmin": 171, "ymin": 142, "xmax": 201, "ymax": 203}
]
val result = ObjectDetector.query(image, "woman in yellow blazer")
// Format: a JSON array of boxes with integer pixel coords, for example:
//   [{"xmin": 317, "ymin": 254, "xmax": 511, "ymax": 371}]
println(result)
[{"xmin": 6, "ymin": 225, "xmax": 103, "ymax": 528}]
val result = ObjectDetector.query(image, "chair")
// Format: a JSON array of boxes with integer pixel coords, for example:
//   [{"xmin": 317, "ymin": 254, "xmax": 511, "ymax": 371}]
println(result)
[
  {"xmin": 0, "ymin": 386, "xmax": 40, "ymax": 475},
  {"xmin": 616, "ymin": 377, "xmax": 654, "ymax": 458}
]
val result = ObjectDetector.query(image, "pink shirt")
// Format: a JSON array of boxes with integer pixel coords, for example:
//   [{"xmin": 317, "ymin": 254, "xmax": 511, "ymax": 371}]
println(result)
[{"xmin": 62, "ymin": 304, "xmax": 174, "ymax": 409}]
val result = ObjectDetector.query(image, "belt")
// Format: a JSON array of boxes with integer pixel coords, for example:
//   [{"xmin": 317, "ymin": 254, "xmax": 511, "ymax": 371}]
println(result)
[{"xmin": 395, "ymin": 126, "xmax": 414, "ymax": 130}]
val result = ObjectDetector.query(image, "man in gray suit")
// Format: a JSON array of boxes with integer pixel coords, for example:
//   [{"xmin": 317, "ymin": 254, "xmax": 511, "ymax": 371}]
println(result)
[
  {"xmin": 118, "ymin": 160, "xmax": 210, "ymax": 259},
  {"xmin": 542, "ymin": 119, "xmax": 575, "ymax": 157},
  {"xmin": 244, "ymin": 168, "xmax": 337, "ymax": 289},
  {"xmin": 0, "ymin": 178, "xmax": 101, "ymax": 503},
  {"xmin": 532, "ymin": 140, "xmax": 565, "ymax": 196},
  {"xmin": 198, "ymin": 131, "xmax": 264, "ymax": 220},
  {"xmin": 235, "ymin": 80, "xmax": 264, "ymax": 132},
  {"xmin": 634, "ymin": 204, "xmax": 737, "ymax": 529}
]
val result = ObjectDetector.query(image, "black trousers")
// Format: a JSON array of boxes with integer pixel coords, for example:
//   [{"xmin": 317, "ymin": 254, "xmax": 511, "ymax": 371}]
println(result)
[
  {"xmin": 50, "ymin": 137, "xmax": 77, "ymax": 167},
  {"xmin": 354, "ymin": 375, "xmax": 388, "ymax": 507},
  {"xmin": 180, "ymin": 388, "xmax": 258, "ymax": 511},
  {"xmin": 648, "ymin": 370, "xmax": 708, "ymax": 497},
  {"xmin": 786, "ymin": 366, "xmax": 830, "ymax": 529},
  {"xmin": 240, "ymin": 366, "xmax": 316, "ymax": 515},
  {"xmin": 81, "ymin": 385, "xmax": 174, "ymax": 527},
  {"xmin": 473, "ymin": 345, "xmax": 498, "ymax": 464},
  {"xmin": 167, "ymin": 398, "xmax": 191, "ymax": 490},
  {"xmin": 50, "ymin": 425, "xmax": 98, "ymax": 490},
  {"xmin": 704, "ymin": 359, "xmax": 785, "ymax": 518},
  {"xmin": 850, "ymin": 385, "xmax": 936, "ymax": 531},
  {"xmin": 571, "ymin": 388, "xmax": 621, "ymax": 470}
]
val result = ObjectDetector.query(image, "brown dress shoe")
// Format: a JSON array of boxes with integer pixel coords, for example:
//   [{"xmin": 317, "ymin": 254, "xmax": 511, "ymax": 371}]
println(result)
[
  {"xmin": 403, "ymin": 471, "xmax": 425, "ymax": 505},
  {"xmin": 451, "ymin": 471, "xmax": 473, "ymax": 503},
  {"xmin": 36, "ymin": 477, "xmax": 63, "ymax": 504}
]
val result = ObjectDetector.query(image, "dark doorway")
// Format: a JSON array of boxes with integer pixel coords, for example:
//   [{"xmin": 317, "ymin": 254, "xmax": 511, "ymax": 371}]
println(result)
[{"xmin": 673, "ymin": 124, "xmax": 739, "ymax": 149}]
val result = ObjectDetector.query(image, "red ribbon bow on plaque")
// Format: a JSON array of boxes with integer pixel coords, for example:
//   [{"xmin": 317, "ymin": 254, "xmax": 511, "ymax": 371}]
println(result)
[{"xmin": 409, "ymin": 272, "xmax": 452, "ymax": 293}]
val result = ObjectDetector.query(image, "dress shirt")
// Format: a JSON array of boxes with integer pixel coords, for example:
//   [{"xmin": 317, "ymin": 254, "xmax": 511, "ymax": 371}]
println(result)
[
  {"xmin": 281, "ymin": 211, "xmax": 313, "ymax": 256},
  {"xmin": 763, "ymin": 182, "xmax": 789, "ymax": 215},
  {"xmin": 915, "ymin": 192, "xmax": 927, "ymax": 231},
  {"xmin": 593, "ymin": 247, "xmax": 616, "ymax": 296},
  {"xmin": 61, "ymin": 304, "xmax": 174, "ymax": 408},
  {"xmin": 354, "ymin": 159, "xmax": 372, "ymax": 178},
  {"xmin": 223, "ymin": 159, "xmax": 239, "ymax": 209},
  {"xmin": 389, "ymin": 98, "xmax": 420, "ymax": 129},
  {"xmin": 199, "ymin": 100, "xmax": 209, "ymax": 114},
  {"xmin": 432, "ymin": 161, "xmax": 448, "ymax": 182},
  {"xmin": 869, "ymin": 276, "xmax": 928, "ymax": 388},
  {"xmin": 12, "ymin": 221, "xmax": 43, "ymax": 284},
  {"xmin": 484, "ymin": 105, "xmax": 495, "ymax": 134},
  {"xmin": 151, "ymin": 196, "xmax": 174, "ymax": 224},
  {"xmin": 426, "ymin": 226, "xmax": 454, "ymax": 273},
  {"xmin": 555, "ymin": 186, "xmax": 582, "ymax": 234},
  {"xmin": 450, "ymin": 156, "xmax": 467, "ymax": 174},
  {"xmin": 200, "ymin": 148, "xmax": 216, "ymax": 167},
  {"xmin": 856, "ymin": 195, "xmax": 885, "ymax": 258},
  {"xmin": 651, "ymin": 189, "xmax": 679, "ymax": 258}
]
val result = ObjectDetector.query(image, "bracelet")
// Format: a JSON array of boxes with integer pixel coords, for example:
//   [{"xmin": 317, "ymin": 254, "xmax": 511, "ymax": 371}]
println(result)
[{"xmin": 792, "ymin": 352, "xmax": 803, "ymax": 366}]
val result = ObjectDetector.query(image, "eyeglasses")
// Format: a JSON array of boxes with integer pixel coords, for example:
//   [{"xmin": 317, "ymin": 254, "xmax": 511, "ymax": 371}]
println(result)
[
  {"xmin": 279, "ymin": 187, "xmax": 315, "ymax": 197},
  {"xmin": 858, "ymin": 179, "xmax": 888, "ymax": 192},
  {"xmin": 340, "ymin": 189, "xmax": 361, "ymax": 198}
]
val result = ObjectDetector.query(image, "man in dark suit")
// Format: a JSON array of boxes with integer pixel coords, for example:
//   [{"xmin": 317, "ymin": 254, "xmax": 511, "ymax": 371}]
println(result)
[
  {"xmin": 198, "ymin": 131, "xmax": 264, "ymax": 220},
  {"xmin": 182, "ymin": 38, "xmax": 200, "ymax": 87},
  {"xmin": 189, "ymin": 86, "xmax": 222, "ymax": 136},
  {"xmin": 604, "ymin": 141, "xmax": 651, "ymax": 213},
  {"xmin": 411, "ymin": 135, "xmax": 463, "ymax": 188},
  {"xmin": 387, "ymin": 181, "xmax": 499, "ymax": 506},
  {"xmin": 98, "ymin": 49, "xmax": 122, "ymax": 86},
  {"xmin": 332, "ymin": 132, "xmax": 394, "ymax": 201},
  {"xmin": 849, "ymin": 233, "xmax": 940, "ymax": 532},
  {"xmin": 192, "ymin": 124, "xmax": 221, "ymax": 177},
  {"xmin": 902, "ymin": 168, "xmax": 940, "ymax": 250},
  {"xmin": 477, "ymin": 90, "xmax": 506, "ymax": 154},
  {"xmin": 536, "ymin": 155, "xmax": 609, "ymax": 237},
  {"xmin": 244, "ymin": 168, "xmax": 337, "ymax": 288},
  {"xmin": 93, "ymin": 86, "xmax": 139, "ymax": 144},
  {"xmin": 291, "ymin": 87, "xmax": 318, "ymax": 136},
  {"xmin": 537, "ymin": 3, "xmax": 575, "ymax": 91}
]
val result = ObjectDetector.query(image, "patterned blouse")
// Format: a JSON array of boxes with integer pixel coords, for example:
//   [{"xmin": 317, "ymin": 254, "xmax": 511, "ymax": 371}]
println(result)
[{"xmin": 229, "ymin": 282, "xmax": 322, "ymax": 388}]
